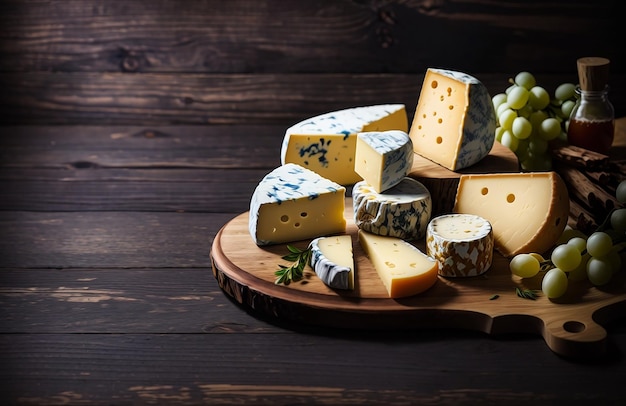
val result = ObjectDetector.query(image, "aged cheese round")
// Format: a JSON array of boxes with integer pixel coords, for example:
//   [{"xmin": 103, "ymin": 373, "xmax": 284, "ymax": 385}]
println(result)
[
  {"xmin": 352, "ymin": 177, "xmax": 431, "ymax": 241},
  {"xmin": 426, "ymin": 213, "xmax": 494, "ymax": 278}
]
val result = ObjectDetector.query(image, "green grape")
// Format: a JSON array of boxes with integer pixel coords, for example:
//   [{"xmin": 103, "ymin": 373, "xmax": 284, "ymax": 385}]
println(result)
[
  {"xmin": 551, "ymin": 243, "xmax": 581, "ymax": 272},
  {"xmin": 586, "ymin": 232, "xmax": 613, "ymax": 258},
  {"xmin": 505, "ymin": 84, "xmax": 516, "ymax": 95},
  {"xmin": 529, "ymin": 110, "xmax": 548, "ymax": 129},
  {"xmin": 514, "ymin": 71, "xmax": 536, "ymax": 90},
  {"xmin": 587, "ymin": 257, "xmax": 614, "ymax": 286},
  {"xmin": 555, "ymin": 83, "xmax": 576, "ymax": 101},
  {"xmin": 538, "ymin": 117, "xmax": 561, "ymax": 141},
  {"xmin": 511, "ymin": 116, "xmax": 532, "ymax": 139},
  {"xmin": 517, "ymin": 104, "xmax": 533, "ymax": 119},
  {"xmin": 556, "ymin": 225, "xmax": 587, "ymax": 244},
  {"xmin": 501, "ymin": 130, "xmax": 519, "ymax": 152},
  {"xmin": 521, "ymin": 152, "xmax": 552, "ymax": 171},
  {"xmin": 569, "ymin": 253, "xmax": 590, "ymax": 282},
  {"xmin": 567, "ymin": 236, "xmax": 587, "ymax": 253},
  {"xmin": 498, "ymin": 108, "xmax": 517, "ymax": 130},
  {"xmin": 509, "ymin": 253, "xmax": 541, "ymax": 278},
  {"xmin": 528, "ymin": 86, "xmax": 550, "ymax": 110},
  {"xmin": 492, "ymin": 93, "xmax": 508, "ymax": 110},
  {"xmin": 529, "ymin": 253, "xmax": 545, "ymax": 263},
  {"xmin": 542, "ymin": 268, "xmax": 568, "ymax": 299},
  {"xmin": 610, "ymin": 208, "xmax": 626, "ymax": 233},
  {"xmin": 616, "ymin": 180, "xmax": 626, "ymax": 204},
  {"xmin": 507, "ymin": 86, "xmax": 530, "ymax": 110},
  {"xmin": 528, "ymin": 136, "xmax": 548, "ymax": 155},
  {"xmin": 561, "ymin": 99, "xmax": 576, "ymax": 118},
  {"xmin": 495, "ymin": 126, "xmax": 505, "ymax": 142}
]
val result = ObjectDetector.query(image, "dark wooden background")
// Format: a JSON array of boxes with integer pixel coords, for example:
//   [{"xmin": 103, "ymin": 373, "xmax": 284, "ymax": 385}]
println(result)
[{"xmin": 0, "ymin": 0, "xmax": 624, "ymax": 126}]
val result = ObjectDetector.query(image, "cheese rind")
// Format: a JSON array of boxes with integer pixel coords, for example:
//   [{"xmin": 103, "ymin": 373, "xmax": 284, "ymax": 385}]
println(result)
[
  {"xmin": 453, "ymin": 172, "xmax": 569, "ymax": 257},
  {"xmin": 281, "ymin": 104, "xmax": 408, "ymax": 185},
  {"xmin": 309, "ymin": 235, "xmax": 354, "ymax": 290},
  {"xmin": 249, "ymin": 163, "xmax": 346, "ymax": 246},
  {"xmin": 358, "ymin": 230, "xmax": 438, "ymax": 298},
  {"xmin": 355, "ymin": 130, "xmax": 414, "ymax": 193},
  {"xmin": 352, "ymin": 178, "xmax": 431, "ymax": 241},
  {"xmin": 426, "ymin": 214, "xmax": 494, "ymax": 277},
  {"xmin": 409, "ymin": 68, "xmax": 496, "ymax": 171}
]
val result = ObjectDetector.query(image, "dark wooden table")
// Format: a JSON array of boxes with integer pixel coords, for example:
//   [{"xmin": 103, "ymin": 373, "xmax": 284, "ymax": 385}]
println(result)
[{"xmin": 1, "ymin": 122, "xmax": 625, "ymax": 406}]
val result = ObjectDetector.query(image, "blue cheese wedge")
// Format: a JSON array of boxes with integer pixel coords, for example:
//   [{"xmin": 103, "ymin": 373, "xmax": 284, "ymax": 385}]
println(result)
[
  {"xmin": 426, "ymin": 213, "xmax": 494, "ymax": 277},
  {"xmin": 352, "ymin": 177, "xmax": 432, "ymax": 241},
  {"xmin": 309, "ymin": 235, "xmax": 354, "ymax": 290},
  {"xmin": 409, "ymin": 68, "xmax": 496, "ymax": 171},
  {"xmin": 355, "ymin": 130, "xmax": 414, "ymax": 193},
  {"xmin": 249, "ymin": 163, "xmax": 346, "ymax": 246},
  {"xmin": 281, "ymin": 104, "xmax": 408, "ymax": 185}
]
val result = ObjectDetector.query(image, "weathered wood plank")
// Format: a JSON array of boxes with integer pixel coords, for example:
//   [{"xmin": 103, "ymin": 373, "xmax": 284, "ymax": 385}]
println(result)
[
  {"xmin": 1, "ymin": 72, "xmax": 624, "ymax": 125},
  {"xmin": 0, "ymin": 211, "xmax": 235, "ymax": 268},
  {"xmin": 1, "ymin": 331, "xmax": 625, "ymax": 405},
  {"xmin": 0, "ymin": 0, "xmax": 621, "ymax": 74}
]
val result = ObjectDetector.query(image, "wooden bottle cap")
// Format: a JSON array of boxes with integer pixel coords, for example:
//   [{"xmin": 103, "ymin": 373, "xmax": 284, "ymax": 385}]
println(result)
[{"xmin": 577, "ymin": 57, "xmax": 610, "ymax": 91}]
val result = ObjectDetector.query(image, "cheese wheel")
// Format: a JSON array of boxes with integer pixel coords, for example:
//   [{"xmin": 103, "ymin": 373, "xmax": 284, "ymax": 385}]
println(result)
[
  {"xmin": 426, "ymin": 214, "xmax": 494, "ymax": 277},
  {"xmin": 352, "ymin": 177, "xmax": 431, "ymax": 241}
]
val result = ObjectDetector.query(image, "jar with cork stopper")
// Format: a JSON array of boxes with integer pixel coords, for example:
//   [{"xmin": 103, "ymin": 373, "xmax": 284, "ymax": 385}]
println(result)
[{"xmin": 566, "ymin": 57, "xmax": 615, "ymax": 155}]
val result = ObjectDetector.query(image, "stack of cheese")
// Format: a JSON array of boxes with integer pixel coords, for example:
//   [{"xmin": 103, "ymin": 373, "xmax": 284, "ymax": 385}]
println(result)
[{"xmin": 247, "ymin": 67, "xmax": 570, "ymax": 297}]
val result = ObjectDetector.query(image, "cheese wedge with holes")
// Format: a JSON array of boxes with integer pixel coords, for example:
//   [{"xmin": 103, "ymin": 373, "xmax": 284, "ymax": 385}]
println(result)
[
  {"xmin": 409, "ymin": 68, "xmax": 496, "ymax": 171},
  {"xmin": 249, "ymin": 163, "xmax": 346, "ymax": 246},
  {"xmin": 426, "ymin": 214, "xmax": 494, "ymax": 277},
  {"xmin": 355, "ymin": 130, "xmax": 414, "ymax": 193},
  {"xmin": 281, "ymin": 104, "xmax": 408, "ymax": 185},
  {"xmin": 358, "ymin": 230, "xmax": 438, "ymax": 298},
  {"xmin": 453, "ymin": 172, "xmax": 569, "ymax": 257},
  {"xmin": 309, "ymin": 235, "xmax": 354, "ymax": 290}
]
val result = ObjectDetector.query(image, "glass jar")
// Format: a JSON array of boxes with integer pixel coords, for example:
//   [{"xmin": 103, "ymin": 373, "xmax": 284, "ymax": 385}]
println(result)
[{"xmin": 567, "ymin": 85, "xmax": 615, "ymax": 155}]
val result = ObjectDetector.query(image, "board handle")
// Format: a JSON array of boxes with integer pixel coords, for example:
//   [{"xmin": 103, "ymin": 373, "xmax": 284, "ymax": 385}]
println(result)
[{"xmin": 543, "ymin": 313, "xmax": 608, "ymax": 359}]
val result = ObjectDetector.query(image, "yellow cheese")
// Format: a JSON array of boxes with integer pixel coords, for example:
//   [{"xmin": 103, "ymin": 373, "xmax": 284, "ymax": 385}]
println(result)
[
  {"xmin": 409, "ymin": 68, "xmax": 495, "ymax": 171},
  {"xmin": 453, "ymin": 172, "xmax": 569, "ymax": 257},
  {"xmin": 309, "ymin": 235, "xmax": 355, "ymax": 290},
  {"xmin": 358, "ymin": 230, "xmax": 438, "ymax": 298}
]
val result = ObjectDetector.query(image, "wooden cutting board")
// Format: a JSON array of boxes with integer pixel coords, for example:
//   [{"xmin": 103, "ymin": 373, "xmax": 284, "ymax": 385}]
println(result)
[{"xmin": 211, "ymin": 138, "xmax": 626, "ymax": 360}]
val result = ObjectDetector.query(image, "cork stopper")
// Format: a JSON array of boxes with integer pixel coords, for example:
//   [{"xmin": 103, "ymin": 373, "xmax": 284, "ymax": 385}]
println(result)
[{"xmin": 577, "ymin": 57, "xmax": 610, "ymax": 91}]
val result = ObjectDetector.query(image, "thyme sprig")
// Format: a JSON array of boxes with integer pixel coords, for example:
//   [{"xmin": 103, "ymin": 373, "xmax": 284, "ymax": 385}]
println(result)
[
  {"xmin": 516, "ymin": 287, "xmax": 540, "ymax": 300},
  {"xmin": 274, "ymin": 244, "xmax": 311, "ymax": 285}
]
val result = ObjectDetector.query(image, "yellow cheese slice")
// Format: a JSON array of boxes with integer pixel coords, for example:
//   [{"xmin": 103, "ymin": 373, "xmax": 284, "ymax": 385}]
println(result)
[
  {"xmin": 358, "ymin": 230, "xmax": 438, "ymax": 298},
  {"xmin": 453, "ymin": 172, "xmax": 569, "ymax": 257}
]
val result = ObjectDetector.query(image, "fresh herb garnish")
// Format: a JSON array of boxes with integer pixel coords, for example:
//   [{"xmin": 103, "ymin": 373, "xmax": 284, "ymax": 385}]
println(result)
[
  {"xmin": 516, "ymin": 287, "xmax": 540, "ymax": 300},
  {"xmin": 489, "ymin": 294, "xmax": 500, "ymax": 300},
  {"xmin": 275, "ymin": 244, "xmax": 311, "ymax": 285}
]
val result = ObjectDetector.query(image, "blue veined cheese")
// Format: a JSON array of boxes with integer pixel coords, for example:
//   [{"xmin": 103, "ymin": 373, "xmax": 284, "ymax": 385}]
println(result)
[
  {"xmin": 352, "ymin": 177, "xmax": 432, "ymax": 241},
  {"xmin": 309, "ymin": 235, "xmax": 354, "ymax": 290},
  {"xmin": 280, "ymin": 104, "xmax": 408, "ymax": 185},
  {"xmin": 426, "ymin": 213, "xmax": 494, "ymax": 277},
  {"xmin": 249, "ymin": 163, "xmax": 346, "ymax": 246},
  {"xmin": 409, "ymin": 68, "xmax": 496, "ymax": 171},
  {"xmin": 355, "ymin": 130, "xmax": 414, "ymax": 193}
]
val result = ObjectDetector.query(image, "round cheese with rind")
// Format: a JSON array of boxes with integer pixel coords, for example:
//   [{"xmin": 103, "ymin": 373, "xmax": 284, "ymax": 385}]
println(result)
[
  {"xmin": 352, "ymin": 177, "xmax": 431, "ymax": 241},
  {"xmin": 426, "ymin": 213, "xmax": 494, "ymax": 278}
]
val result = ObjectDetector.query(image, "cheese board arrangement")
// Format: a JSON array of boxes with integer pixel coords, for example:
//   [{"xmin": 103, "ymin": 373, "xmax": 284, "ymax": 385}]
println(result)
[{"xmin": 211, "ymin": 66, "xmax": 626, "ymax": 360}]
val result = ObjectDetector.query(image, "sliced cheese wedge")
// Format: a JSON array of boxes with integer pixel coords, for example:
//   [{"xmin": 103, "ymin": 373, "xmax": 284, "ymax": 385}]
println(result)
[
  {"xmin": 309, "ymin": 235, "xmax": 354, "ymax": 290},
  {"xmin": 358, "ymin": 230, "xmax": 438, "ymax": 298},
  {"xmin": 453, "ymin": 171, "xmax": 569, "ymax": 257}
]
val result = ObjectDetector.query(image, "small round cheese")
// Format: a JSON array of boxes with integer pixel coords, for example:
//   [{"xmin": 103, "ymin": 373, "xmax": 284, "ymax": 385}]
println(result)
[
  {"xmin": 426, "ymin": 213, "xmax": 494, "ymax": 277},
  {"xmin": 352, "ymin": 177, "xmax": 432, "ymax": 241}
]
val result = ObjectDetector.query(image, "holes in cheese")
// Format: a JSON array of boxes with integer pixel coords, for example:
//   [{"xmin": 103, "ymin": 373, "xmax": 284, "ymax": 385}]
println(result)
[
  {"xmin": 281, "ymin": 104, "xmax": 408, "ymax": 185},
  {"xmin": 409, "ymin": 68, "xmax": 496, "ymax": 171},
  {"xmin": 309, "ymin": 234, "xmax": 354, "ymax": 290},
  {"xmin": 426, "ymin": 214, "xmax": 494, "ymax": 278},
  {"xmin": 358, "ymin": 230, "xmax": 438, "ymax": 298},
  {"xmin": 249, "ymin": 163, "xmax": 346, "ymax": 246},
  {"xmin": 453, "ymin": 172, "xmax": 569, "ymax": 257}
]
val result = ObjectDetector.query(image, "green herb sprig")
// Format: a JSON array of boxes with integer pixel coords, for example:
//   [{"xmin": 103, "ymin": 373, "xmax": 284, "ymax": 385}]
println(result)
[
  {"xmin": 275, "ymin": 245, "xmax": 311, "ymax": 285},
  {"xmin": 516, "ymin": 287, "xmax": 540, "ymax": 300}
]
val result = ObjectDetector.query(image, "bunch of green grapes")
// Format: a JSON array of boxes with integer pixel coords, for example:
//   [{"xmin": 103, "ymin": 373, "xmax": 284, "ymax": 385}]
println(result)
[
  {"xmin": 492, "ymin": 72, "xmax": 576, "ymax": 171},
  {"xmin": 509, "ymin": 180, "xmax": 626, "ymax": 299}
]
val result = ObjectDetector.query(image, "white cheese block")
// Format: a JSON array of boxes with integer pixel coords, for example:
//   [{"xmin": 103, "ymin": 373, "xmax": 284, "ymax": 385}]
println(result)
[
  {"xmin": 354, "ymin": 130, "xmax": 414, "ymax": 193},
  {"xmin": 409, "ymin": 68, "xmax": 496, "ymax": 171},
  {"xmin": 358, "ymin": 230, "xmax": 438, "ymax": 298},
  {"xmin": 352, "ymin": 177, "xmax": 431, "ymax": 241},
  {"xmin": 249, "ymin": 163, "xmax": 346, "ymax": 246},
  {"xmin": 309, "ymin": 235, "xmax": 354, "ymax": 290},
  {"xmin": 453, "ymin": 171, "xmax": 569, "ymax": 257},
  {"xmin": 281, "ymin": 104, "xmax": 408, "ymax": 185},
  {"xmin": 426, "ymin": 214, "xmax": 494, "ymax": 278}
]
